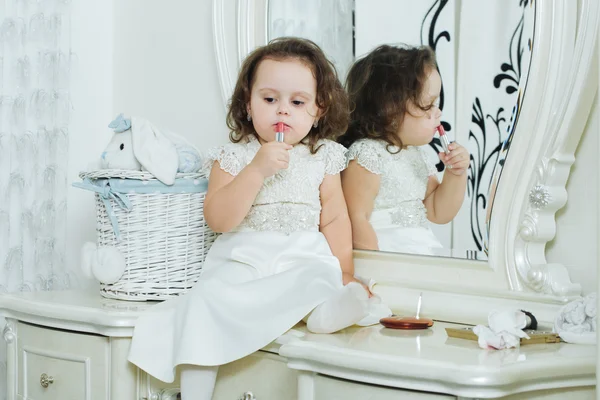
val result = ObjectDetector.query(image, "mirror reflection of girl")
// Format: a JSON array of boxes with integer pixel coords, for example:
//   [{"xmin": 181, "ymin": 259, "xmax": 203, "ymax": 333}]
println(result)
[
  {"xmin": 128, "ymin": 38, "xmax": 390, "ymax": 400},
  {"xmin": 338, "ymin": 45, "xmax": 469, "ymax": 255}
]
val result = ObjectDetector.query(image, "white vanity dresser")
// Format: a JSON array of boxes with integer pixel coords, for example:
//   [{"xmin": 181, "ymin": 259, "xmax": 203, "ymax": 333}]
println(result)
[
  {"xmin": 0, "ymin": 290, "xmax": 296, "ymax": 400},
  {"xmin": 0, "ymin": 289, "xmax": 595, "ymax": 400}
]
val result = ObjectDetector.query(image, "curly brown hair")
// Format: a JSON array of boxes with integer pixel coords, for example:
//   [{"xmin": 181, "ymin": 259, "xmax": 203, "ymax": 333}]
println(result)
[
  {"xmin": 226, "ymin": 37, "xmax": 349, "ymax": 153},
  {"xmin": 337, "ymin": 44, "xmax": 438, "ymax": 151}
]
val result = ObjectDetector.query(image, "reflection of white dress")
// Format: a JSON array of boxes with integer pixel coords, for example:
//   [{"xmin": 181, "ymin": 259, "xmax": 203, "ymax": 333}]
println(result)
[
  {"xmin": 347, "ymin": 139, "xmax": 443, "ymax": 255},
  {"xmin": 128, "ymin": 136, "xmax": 357, "ymax": 382}
]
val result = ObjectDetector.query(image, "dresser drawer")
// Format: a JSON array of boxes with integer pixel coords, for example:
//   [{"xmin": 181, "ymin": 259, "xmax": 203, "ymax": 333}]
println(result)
[
  {"xmin": 214, "ymin": 351, "xmax": 297, "ymax": 400},
  {"xmin": 143, "ymin": 350, "xmax": 297, "ymax": 400},
  {"xmin": 314, "ymin": 374, "xmax": 454, "ymax": 400},
  {"xmin": 16, "ymin": 322, "xmax": 110, "ymax": 400}
]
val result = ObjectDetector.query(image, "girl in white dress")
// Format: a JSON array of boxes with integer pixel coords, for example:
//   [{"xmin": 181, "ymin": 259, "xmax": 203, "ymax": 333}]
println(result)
[
  {"xmin": 339, "ymin": 45, "xmax": 470, "ymax": 255},
  {"xmin": 128, "ymin": 38, "xmax": 389, "ymax": 400}
]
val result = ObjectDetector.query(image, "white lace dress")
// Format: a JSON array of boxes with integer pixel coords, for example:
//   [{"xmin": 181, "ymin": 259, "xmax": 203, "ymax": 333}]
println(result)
[
  {"xmin": 128, "ymin": 136, "xmax": 354, "ymax": 382},
  {"xmin": 347, "ymin": 138, "xmax": 443, "ymax": 255}
]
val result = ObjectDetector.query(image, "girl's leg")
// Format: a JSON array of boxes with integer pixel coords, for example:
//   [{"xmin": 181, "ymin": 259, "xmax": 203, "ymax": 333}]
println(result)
[
  {"xmin": 180, "ymin": 365, "xmax": 219, "ymax": 400},
  {"xmin": 306, "ymin": 282, "xmax": 369, "ymax": 333}
]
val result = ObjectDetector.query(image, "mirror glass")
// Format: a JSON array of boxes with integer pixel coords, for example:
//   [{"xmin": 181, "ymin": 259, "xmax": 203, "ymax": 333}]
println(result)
[{"xmin": 268, "ymin": 0, "xmax": 535, "ymax": 260}]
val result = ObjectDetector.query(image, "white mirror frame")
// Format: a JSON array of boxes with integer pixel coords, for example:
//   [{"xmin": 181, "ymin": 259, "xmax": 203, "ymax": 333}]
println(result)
[{"xmin": 212, "ymin": 0, "xmax": 599, "ymax": 323}]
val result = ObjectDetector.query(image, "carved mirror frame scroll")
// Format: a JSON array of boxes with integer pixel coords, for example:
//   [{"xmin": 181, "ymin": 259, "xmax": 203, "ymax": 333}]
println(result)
[
  {"xmin": 493, "ymin": 1, "xmax": 596, "ymax": 299},
  {"xmin": 213, "ymin": 0, "xmax": 269, "ymax": 109},
  {"xmin": 212, "ymin": 0, "xmax": 599, "ymax": 323}
]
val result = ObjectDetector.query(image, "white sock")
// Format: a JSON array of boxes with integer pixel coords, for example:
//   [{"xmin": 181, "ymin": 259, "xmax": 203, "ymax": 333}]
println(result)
[
  {"xmin": 180, "ymin": 365, "xmax": 219, "ymax": 400},
  {"xmin": 306, "ymin": 282, "xmax": 369, "ymax": 334}
]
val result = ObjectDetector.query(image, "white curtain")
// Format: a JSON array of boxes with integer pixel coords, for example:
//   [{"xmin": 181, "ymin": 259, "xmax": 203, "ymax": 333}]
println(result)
[
  {"xmin": 0, "ymin": 0, "xmax": 74, "ymax": 396},
  {"xmin": 268, "ymin": 0, "xmax": 354, "ymax": 81}
]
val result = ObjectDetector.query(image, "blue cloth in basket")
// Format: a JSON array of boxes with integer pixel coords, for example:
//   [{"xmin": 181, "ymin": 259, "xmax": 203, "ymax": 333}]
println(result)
[{"xmin": 73, "ymin": 176, "xmax": 208, "ymax": 242}]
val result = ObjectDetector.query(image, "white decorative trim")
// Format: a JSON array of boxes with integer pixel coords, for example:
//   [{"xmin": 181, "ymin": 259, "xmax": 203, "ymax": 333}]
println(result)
[
  {"xmin": 212, "ymin": 0, "xmax": 235, "ymax": 108},
  {"xmin": 213, "ymin": 0, "xmax": 270, "ymax": 110},
  {"xmin": 237, "ymin": 0, "xmax": 253, "ymax": 64},
  {"xmin": 3, "ymin": 322, "xmax": 15, "ymax": 344},
  {"xmin": 529, "ymin": 184, "xmax": 552, "ymax": 210},
  {"xmin": 212, "ymin": 1, "xmax": 599, "ymax": 321},
  {"xmin": 237, "ymin": 0, "xmax": 269, "ymax": 63},
  {"xmin": 297, "ymin": 371, "xmax": 316, "ymax": 400},
  {"xmin": 597, "ymin": 21, "xmax": 600, "ymax": 393},
  {"xmin": 4, "ymin": 320, "xmax": 17, "ymax": 400},
  {"xmin": 491, "ymin": 0, "xmax": 599, "ymax": 297}
]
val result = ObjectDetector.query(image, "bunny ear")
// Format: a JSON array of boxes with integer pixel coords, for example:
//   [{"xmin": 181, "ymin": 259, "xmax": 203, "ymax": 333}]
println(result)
[
  {"xmin": 130, "ymin": 117, "xmax": 179, "ymax": 185},
  {"xmin": 108, "ymin": 113, "xmax": 132, "ymax": 133}
]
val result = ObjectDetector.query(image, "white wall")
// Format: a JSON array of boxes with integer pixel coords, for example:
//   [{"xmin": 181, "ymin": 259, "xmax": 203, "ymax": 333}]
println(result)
[
  {"xmin": 67, "ymin": 0, "xmax": 115, "ymax": 289},
  {"xmin": 547, "ymin": 95, "xmax": 598, "ymax": 296},
  {"xmin": 112, "ymin": 0, "xmax": 227, "ymax": 151}
]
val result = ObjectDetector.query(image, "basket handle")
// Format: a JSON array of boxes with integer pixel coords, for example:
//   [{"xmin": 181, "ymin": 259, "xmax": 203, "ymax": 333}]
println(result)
[{"xmin": 72, "ymin": 178, "xmax": 133, "ymax": 242}]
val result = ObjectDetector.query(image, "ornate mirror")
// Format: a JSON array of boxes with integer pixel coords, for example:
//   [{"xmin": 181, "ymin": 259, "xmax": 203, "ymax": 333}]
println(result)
[{"xmin": 212, "ymin": 0, "xmax": 598, "ymax": 321}]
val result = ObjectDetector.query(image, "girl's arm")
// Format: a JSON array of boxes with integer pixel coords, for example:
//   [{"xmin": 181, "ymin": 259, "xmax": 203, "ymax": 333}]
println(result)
[
  {"xmin": 319, "ymin": 173, "xmax": 365, "ymax": 287},
  {"xmin": 423, "ymin": 143, "xmax": 469, "ymax": 224},
  {"xmin": 320, "ymin": 173, "xmax": 353, "ymax": 276},
  {"xmin": 340, "ymin": 161, "xmax": 381, "ymax": 251},
  {"xmin": 203, "ymin": 162, "xmax": 264, "ymax": 233},
  {"xmin": 320, "ymin": 173, "xmax": 371, "ymax": 296}
]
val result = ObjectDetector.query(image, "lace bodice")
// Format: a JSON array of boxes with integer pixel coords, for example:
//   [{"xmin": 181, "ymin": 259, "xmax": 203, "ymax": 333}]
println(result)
[
  {"xmin": 347, "ymin": 138, "xmax": 437, "ymax": 228},
  {"xmin": 205, "ymin": 136, "xmax": 347, "ymax": 234}
]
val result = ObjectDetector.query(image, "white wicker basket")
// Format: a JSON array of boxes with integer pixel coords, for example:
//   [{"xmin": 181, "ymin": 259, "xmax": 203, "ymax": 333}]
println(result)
[{"xmin": 77, "ymin": 169, "xmax": 218, "ymax": 301}]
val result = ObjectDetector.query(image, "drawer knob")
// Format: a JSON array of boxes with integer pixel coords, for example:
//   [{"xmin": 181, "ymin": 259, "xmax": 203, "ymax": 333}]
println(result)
[
  {"xmin": 239, "ymin": 392, "xmax": 256, "ymax": 400},
  {"xmin": 40, "ymin": 373, "xmax": 54, "ymax": 388},
  {"xmin": 2, "ymin": 323, "xmax": 15, "ymax": 344}
]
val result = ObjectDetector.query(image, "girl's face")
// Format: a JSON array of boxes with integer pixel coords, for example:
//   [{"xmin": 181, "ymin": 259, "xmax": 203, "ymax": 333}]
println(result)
[
  {"xmin": 397, "ymin": 68, "xmax": 442, "ymax": 147},
  {"xmin": 247, "ymin": 58, "xmax": 320, "ymax": 145}
]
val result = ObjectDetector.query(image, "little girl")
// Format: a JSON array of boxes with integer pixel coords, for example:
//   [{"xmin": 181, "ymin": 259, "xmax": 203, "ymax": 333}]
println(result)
[
  {"xmin": 338, "ymin": 45, "xmax": 469, "ymax": 255},
  {"xmin": 128, "ymin": 38, "xmax": 389, "ymax": 400}
]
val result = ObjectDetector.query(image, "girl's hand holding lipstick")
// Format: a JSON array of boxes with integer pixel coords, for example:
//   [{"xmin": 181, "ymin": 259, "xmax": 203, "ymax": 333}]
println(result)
[
  {"xmin": 439, "ymin": 143, "xmax": 469, "ymax": 176},
  {"xmin": 249, "ymin": 122, "xmax": 292, "ymax": 178},
  {"xmin": 250, "ymin": 142, "xmax": 292, "ymax": 178},
  {"xmin": 436, "ymin": 125, "xmax": 469, "ymax": 176}
]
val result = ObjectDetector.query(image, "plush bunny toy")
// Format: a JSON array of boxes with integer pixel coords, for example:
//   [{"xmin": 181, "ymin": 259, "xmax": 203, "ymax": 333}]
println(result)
[
  {"xmin": 99, "ymin": 114, "xmax": 202, "ymax": 185},
  {"xmin": 99, "ymin": 115, "xmax": 142, "ymax": 171},
  {"xmin": 81, "ymin": 114, "xmax": 203, "ymax": 285}
]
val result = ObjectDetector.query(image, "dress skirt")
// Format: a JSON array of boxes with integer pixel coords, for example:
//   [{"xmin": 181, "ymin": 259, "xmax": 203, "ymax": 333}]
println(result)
[{"xmin": 128, "ymin": 231, "xmax": 344, "ymax": 382}]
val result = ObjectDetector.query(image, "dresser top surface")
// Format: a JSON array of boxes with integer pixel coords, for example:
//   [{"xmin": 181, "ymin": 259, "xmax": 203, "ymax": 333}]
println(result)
[
  {"xmin": 0, "ymin": 289, "xmax": 155, "ymax": 335},
  {"xmin": 287, "ymin": 322, "xmax": 594, "ymax": 369},
  {"xmin": 282, "ymin": 323, "xmax": 596, "ymax": 397},
  {"xmin": 0, "ymin": 288, "xmax": 156, "ymax": 314},
  {"xmin": 0, "ymin": 289, "xmax": 595, "ymax": 394}
]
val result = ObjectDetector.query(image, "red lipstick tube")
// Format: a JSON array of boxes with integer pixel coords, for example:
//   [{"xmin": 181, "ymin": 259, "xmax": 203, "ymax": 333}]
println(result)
[
  {"xmin": 437, "ymin": 125, "xmax": 450, "ymax": 155},
  {"xmin": 276, "ymin": 122, "xmax": 285, "ymax": 142}
]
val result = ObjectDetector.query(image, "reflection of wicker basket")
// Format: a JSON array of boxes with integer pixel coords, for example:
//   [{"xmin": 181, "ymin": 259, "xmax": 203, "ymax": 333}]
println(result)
[{"xmin": 77, "ymin": 170, "xmax": 218, "ymax": 301}]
